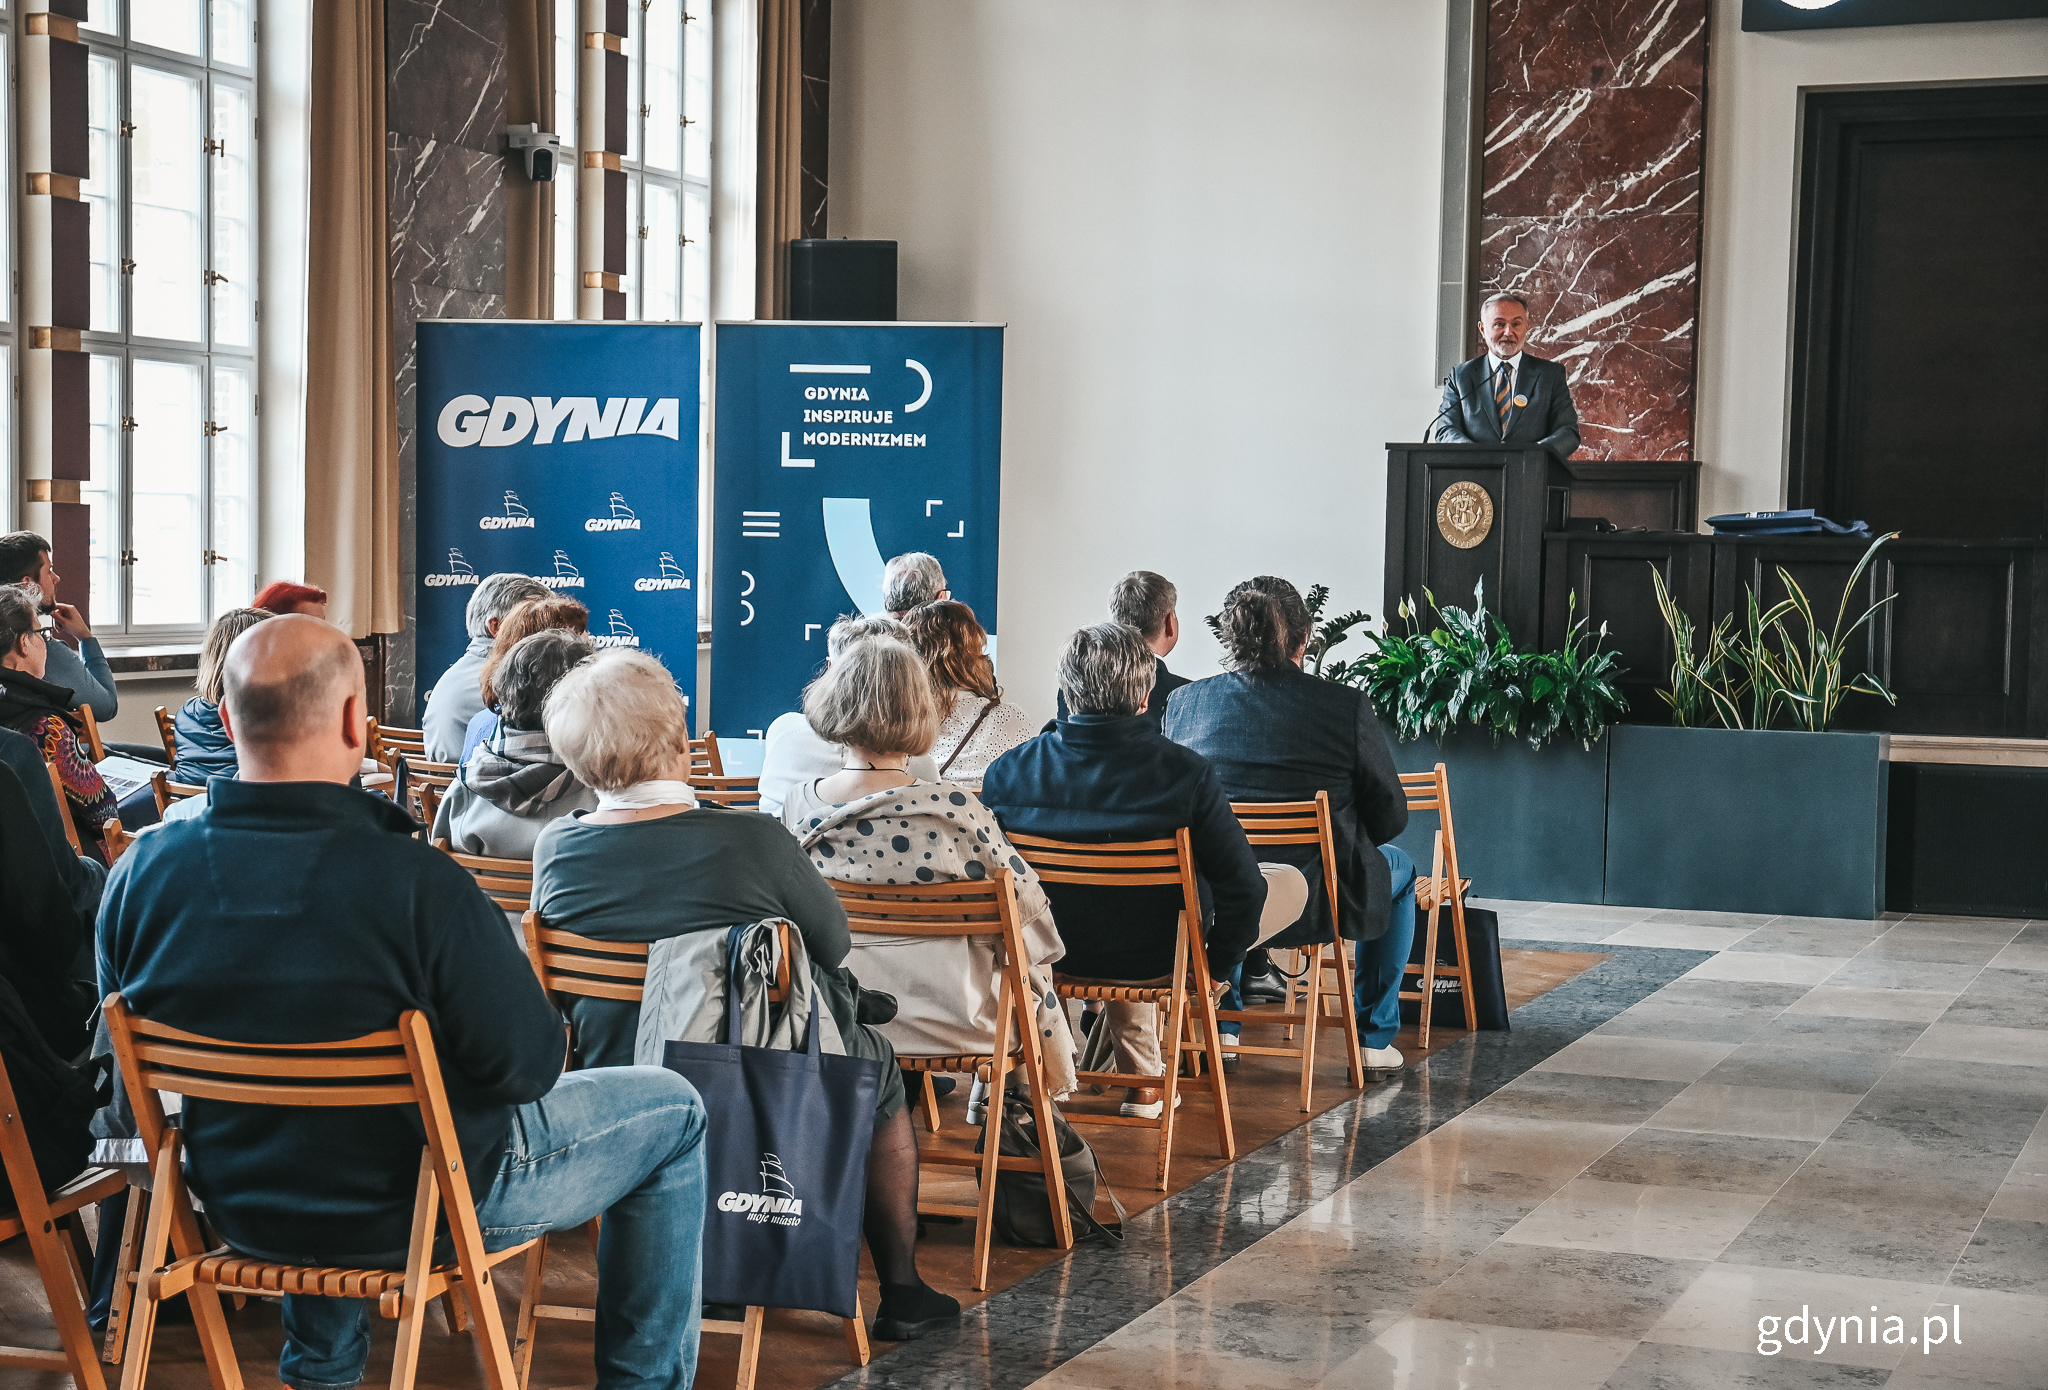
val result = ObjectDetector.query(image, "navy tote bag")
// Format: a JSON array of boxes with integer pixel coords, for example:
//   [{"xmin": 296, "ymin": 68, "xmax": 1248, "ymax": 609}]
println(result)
[{"xmin": 661, "ymin": 925, "xmax": 882, "ymax": 1317}]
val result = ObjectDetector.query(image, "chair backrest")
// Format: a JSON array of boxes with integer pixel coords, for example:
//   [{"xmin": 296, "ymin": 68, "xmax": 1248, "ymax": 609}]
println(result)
[
  {"xmin": 1007, "ymin": 828, "xmax": 1209, "ymax": 971},
  {"xmin": 521, "ymin": 912, "xmax": 795, "ymax": 1005},
  {"xmin": 396, "ymin": 753, "xmax": 459, "ymax": 821},
  {"xmin": 150, "ymin": 769, "xmax": 206, "ymax": 817},
  {"xmin": 685, "ymin": 732, "xmax": 723, "ymax": 777},
  {"xmin": 1398, "ymin": 764, "xmax": 1463, "ymax": 878},
  {"xmin": 370, "ymin": 719, "xmax": 427, "ymax": 768},
  {"xmin": 1231, "ymin": 791, "xmax": 1341, "ymax": 935},
  {"xmin": 689, "ymin": 774, "xmax": 761, "ymax": 810},
  {"xmin": 435, "ymin": 839, "xmax": 533, "ymax": 912},
  {"xmin": 103, "ymin": 821, "xmax": 135, "ymax": 862},
  {"xmin": 44, "ymin": 761, "xmax": 83, "ymax": 854},
  {"xmin": 417, "ymin": 781, "xmax": 444, "ymax": 828},
  {"xmin": 76, "ymin": 704, "xmax": 106, "ymax": 762},
  {"xmin": 153, "ymin": 705, "xmax": 179, "ymax": 765}
]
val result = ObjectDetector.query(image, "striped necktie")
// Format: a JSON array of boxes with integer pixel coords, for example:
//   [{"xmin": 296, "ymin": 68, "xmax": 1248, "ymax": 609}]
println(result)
[{"xmin": 1495, "ymin": 362, "xmax": 1513, "ymax": 432}]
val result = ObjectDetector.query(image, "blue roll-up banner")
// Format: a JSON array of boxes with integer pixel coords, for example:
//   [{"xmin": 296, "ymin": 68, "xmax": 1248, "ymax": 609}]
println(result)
[
  {"xmin": 415, "ymin": 321, "xmax": 702, "ymax": 716},
  {"xmin": 710, "ymin": 322, "xmax": 1003, "ymax": 737}
]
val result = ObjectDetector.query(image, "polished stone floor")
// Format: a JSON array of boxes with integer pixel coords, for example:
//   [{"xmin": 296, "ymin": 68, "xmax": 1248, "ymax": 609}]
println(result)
[{"xmin": 845, "ymin": 902, "xmax": 2047, "ymax": 1390}]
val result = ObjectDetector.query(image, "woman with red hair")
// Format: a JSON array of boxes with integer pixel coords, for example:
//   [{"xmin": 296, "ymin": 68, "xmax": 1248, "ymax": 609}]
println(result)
[{"xmin": 251, "ymin": 581, "xmax": 327, "ymax": 619}]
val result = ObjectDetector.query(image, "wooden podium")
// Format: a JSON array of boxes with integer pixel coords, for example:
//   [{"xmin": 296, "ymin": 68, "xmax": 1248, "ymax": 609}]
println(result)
[{"xmin": 1384, "ymin": 443, "xmax": 1570, "ymax": 643}]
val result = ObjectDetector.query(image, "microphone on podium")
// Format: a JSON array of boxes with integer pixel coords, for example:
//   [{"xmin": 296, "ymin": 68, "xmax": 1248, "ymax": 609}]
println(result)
[{"xmin": 1422, "ymin": 371, "xmax": 1464, "ymax": 442}]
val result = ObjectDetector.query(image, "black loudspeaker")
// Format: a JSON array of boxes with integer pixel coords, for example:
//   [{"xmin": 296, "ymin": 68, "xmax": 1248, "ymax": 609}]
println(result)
[{"xmin": 789, "ymin": 239, "xmax": 897, "ymax": 321}]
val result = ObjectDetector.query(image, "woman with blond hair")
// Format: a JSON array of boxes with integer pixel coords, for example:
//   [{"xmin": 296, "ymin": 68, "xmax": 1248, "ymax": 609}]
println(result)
[
  {"xmin": 533, "ymin": 648, "xmax": 960, "ymax": 1341},
  {"xmin": 902, "ymin": 601, "xmax": 1033, "ymax": 789},
  {"xmin": 171, "ymin": 606, "xmax": 275, "ymax": 782},
  {"xmin": 780, "ymin": 637, "xmax": 1078, "ymax": 1098}
]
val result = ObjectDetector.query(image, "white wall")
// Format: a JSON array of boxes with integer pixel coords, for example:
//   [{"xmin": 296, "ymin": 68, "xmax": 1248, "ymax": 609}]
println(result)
[
  {"xmin": 829, "ymin": 0, "xmax": 1449, "ymax": 725},
  {"xmin": 1696, "ymin": 11, "xmax": 2048, "ymax": 521}
]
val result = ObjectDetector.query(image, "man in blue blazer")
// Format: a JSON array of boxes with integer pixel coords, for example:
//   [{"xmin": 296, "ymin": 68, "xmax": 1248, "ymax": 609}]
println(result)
[{"xmin": 1431, "ymin": 291, "xmax": 1581, "ymax": 459}]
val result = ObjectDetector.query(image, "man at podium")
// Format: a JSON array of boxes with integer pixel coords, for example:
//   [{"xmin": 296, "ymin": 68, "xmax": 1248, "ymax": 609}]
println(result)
[{"xmin": 1431, "ymin": 291, "xmax": 1581, "ymax": 459}]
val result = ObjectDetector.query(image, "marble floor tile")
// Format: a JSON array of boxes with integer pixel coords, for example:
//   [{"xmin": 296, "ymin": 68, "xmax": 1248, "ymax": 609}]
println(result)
[
  {"xmin": 1985, "ymin": 936, "xmax": 2048, "ymax": 972},
  {"xmin": 1739, "ymin": 1012, "xmax": 1931, "ymax": 1054},
  {"xmin": 1983, "ymin": 1110, "xmax": 2048, "ymax": 1223},
  {"xmin": 1650, "ymin": 1083, "xmax": 1863, "ymax": 1143},
  {"xmin": 1695, "ymin": 1044, "xmax": 1903, "ymax": 1096},
  {"xmin": 1469, "ymin": 896, "xmax": 1545, "ymax": 920},
  {"xmin": 1594, "ymin": 999, "xmax": 1787, "ymax": 1045},
  {"xmin": 1344, "ymin": 1112, "xmax": 1636, "ymax": 1206},
  {"xmin": 1882, "ymin": 1290, "xmax": 2048, "ymax": 1389},
  {"xmin": 1641, "ymin": 1262, "xmax": 1947, "ymax": 1369},
  {"xmin": 1409, "ymin": 1244, "xmax": 1706, "ymax": 1339},
  {"xmin": 1682, "ymin": 953, "xmax": 1852, "ymax": 987},
  {"xmin": 1828, "ymin": 1056, "xmax": 2048, "ymax": 1157},
  {"xmin": 1534, "ymin": 902, "xmax": 1659, "ymax": 923},
  {"xmin": 1474, "ymin": 1069, "xmax": 1688, "ymax": 1127},
  {"xmin": 1948, "ymin": 1216, "xmax": 2048, "ymax": 1296},
  {"xmin": 1643, "ymin": 908, "xmax": 1780, "ymax": 928},
  {"xmin": 1533, "ymin": 1034, "xmax": 1738, "ymax": 1084},
  {"xmin": 1583, "ymin": 1128, "xmax": 1818, "ymax": 1196},
  {"xmin": 1820, "ymin": 958, "xmax": 1983, "ymax": 994},
  {"xmin": 1598, "ymin": 1341, "xmax": 1891, "ymax": 1388},
  {"xmin": 1937, "ymin": 968, "xmax": 2048, "ymax": 1032},
  {"xmin": 1725, "ymin": 924, "xmax": 1884, "ymax": 958},
  {"xmin": 1499, "ymin": 1177, "xmax": 1771, "ymax": 1261},
  {"xmin": 1500, "ymin": 917, "xmax": 1631, "ymax": 944},
  {"xmin": 1328, "ymin": 1317, "xmax": 1636, "ymax": 1390},
  {"xmin": 1780, "ymin": 986, "xmax": 1958, "ymax": 1023},
  {"xmin": 1603, "ymin": 922, "xmax": 1760, "ymax": 951},
  {"xmin": 1852, "ymin": 927, "xmax": 2022, "ymax": 968},
  {"xmin": 1905, "ymin": 1022, "xmax": 2048, "ymax": 1069}
]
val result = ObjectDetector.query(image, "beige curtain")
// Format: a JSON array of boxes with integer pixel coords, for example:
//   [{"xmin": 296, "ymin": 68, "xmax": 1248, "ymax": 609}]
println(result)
[
  {"xmin": 303, "ymin": 0, "xmax": 400, "ymax": 638},
  {"xmin": 756, "ymin": 0, "xmax": 804, "ymax": 319},
  {"xmin": 506, "ymin": 0, "xmax": 554, "ymax": 320}
]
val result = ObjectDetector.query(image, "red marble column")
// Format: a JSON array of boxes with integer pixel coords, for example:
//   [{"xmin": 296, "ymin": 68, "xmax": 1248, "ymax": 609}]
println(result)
[{"xmin": 1480, "ymin": 0, "xmax": 1709, "ymax": 461}]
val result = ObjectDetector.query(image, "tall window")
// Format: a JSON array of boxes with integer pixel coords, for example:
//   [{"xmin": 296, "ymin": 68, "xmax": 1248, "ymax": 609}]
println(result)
[
  {"xmin": 79, "ymin": 0, "xmax": 258, "ymax": 638},
  {"xmin": 552, "ymin": 0, "xmax": 713, "ymax": 323}
]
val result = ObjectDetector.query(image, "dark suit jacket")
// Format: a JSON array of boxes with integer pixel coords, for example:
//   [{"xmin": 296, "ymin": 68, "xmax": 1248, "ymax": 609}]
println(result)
[
  {"xmin": 1047, "ymin": 658, "xmax": 1190, "ymax": 733},
  {"xmin": 1162, "ymin": 667, "xmax": 1408, "ymax": 943},
  {"xmin": 978, "ymin": 712, "xmax": 1267, "ymax": 981},
  {"xmin": 1432, "ymin": 352, "xmax": 1580, "ymax": 459}
]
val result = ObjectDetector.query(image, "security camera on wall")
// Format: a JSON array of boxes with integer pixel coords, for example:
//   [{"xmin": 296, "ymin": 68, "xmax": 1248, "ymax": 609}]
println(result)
[{"xmin": 506, "ymin": 123, "xmax": 564, "ymax": 183}]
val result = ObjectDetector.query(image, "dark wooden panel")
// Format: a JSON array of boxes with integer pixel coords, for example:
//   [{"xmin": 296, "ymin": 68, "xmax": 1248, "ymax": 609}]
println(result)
[
  {"xmin": 1789, "ymin": 85, "xmax": 2048, "ymax": 538},
  {"xmin": 47, "ymin": 502, "xmax": 90, "ymax": 626},
  {"xmin": 50, "ymin": 349, "xmax": 89, "ymax": 481},
  {"xmin": 1384, "ymin": 445, "xmax": 1566, "ymax": 649},
  {"xmin": 1543, "ymin": 533, "xmax": 1710, "ymax": 723},
  {"xmin": 604, "ymin": 48, "xmax": 628, "ymax": 154},
  {"xmin": 47, "ymin": 38, "xmax": 88, "ymax": 180},
  {"xmin": 49, "ymin": 196, "xmax": 90, "ymax": 330},
  {"xmin": 1887, "ymin": 764, "xmax": 2048, "ymax": 918},
  {"xmin": 1563, "ymin": 460, "xmax": 1700, "ymax": 531},
  {"xmin": 1879, "ymin": 552, "xmax": 2017, "ymax": 733}
]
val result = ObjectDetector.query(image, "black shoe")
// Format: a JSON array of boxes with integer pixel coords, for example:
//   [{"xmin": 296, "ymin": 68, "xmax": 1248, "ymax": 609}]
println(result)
[
  {"xmin": 873, "ymin": 1281, "xmax": 961, "ymax": 1340},
  {"xmin": 1238, "ymin": 965, "xmax": 1288, "ymax": 1005}
]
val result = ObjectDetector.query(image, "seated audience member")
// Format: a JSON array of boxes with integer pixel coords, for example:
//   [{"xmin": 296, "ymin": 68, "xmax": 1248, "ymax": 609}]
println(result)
[
  {"xmin": 250, "ymin": 580, "xmax": 328, "ymax": 620},
  {"xmin": 1, "ymin": 725, "xmax": 106, "ymax": 922},
  {"xmin": 1162, "ymin": 577, "xmax": 1412, "ymax": 1077},
  {"xmin": 533, "ymin": 649, "xmax": 960, "ymax": 1341},
  {"xmin": 424, "ymin": 572, "xmax": 551, "ymax": 760},
  {"xmin": 1, "ymin": 758, "xmax": 96, "ymax": 1063},
  {"xmin": 1050, "ymin": 571, "xmax": 1189, "ymax": 731},
  {"xmin": 759, "ymin": 614, "xmax": 940, "ymax": 817},
  {"xmin": 904, "ymin": 601, "xmax": 1034, "ymax": 789},
  {"xmin": 882, "ymin": 551, "xmax": 948, "ymax": 619},
  {"xmin": 0, "ymin": 586, "xmax": 118, "ymax": 863},
  {"xmin": 1, "ymin": 530, "xmax": 117, "ymax": 721},
  {"xmin": 172, "ymin": 607, "xmax": 275, "ymax": 782},
  {"xmin": 459, "ymin": 595, "xmax": 591, "ymax": 766},
  {"xmin": 98, "ymin": 615, "xmax": 708, "ymax": 1390},
  {"xmin": 433, "ymin": 629, "xmax": 599, "ymax": 858},
  {"xmin": 779, "ymin": 638, "xmax": 1077, "ymax": 1096},
  {"xmin": 979, "ymin": 624, "xmax": 1307, "ymax": 1113}
]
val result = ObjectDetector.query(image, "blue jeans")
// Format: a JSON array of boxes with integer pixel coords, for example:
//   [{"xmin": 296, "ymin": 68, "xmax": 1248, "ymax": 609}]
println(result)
[
  {"xmin": 235, "ymin": 1066, "xmax": 707, "ymax": 1390},
  {"xmin": 1355, "ymin": 844, "xmax": 1418, "ymax": 1049}
]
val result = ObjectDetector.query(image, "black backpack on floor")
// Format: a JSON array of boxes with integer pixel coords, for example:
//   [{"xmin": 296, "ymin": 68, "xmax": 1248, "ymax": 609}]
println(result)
[{"xmin": 977, "ymin": 1095, "xmax": 1126, "ymax": 1247}]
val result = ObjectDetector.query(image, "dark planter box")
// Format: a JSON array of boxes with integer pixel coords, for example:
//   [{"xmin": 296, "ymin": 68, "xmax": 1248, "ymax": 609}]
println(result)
[
  {"xmin": 1605, "ymin": 726, "xmax": 1888, "ymax": 920},
  {"xmin": 1384, "ymin": 721, "xmax": 1609, "ymax": 907}
]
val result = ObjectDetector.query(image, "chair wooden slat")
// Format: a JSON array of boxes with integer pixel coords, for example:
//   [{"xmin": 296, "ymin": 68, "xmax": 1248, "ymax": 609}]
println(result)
[
  {"xmin": 77, "ymin": 704, "xmax": 107, "ymax": 762},
  {"xmin": 44, "ymin": 761, "xmax": 84, "ymax": 854},
  {"xmin": 150, "ymin": 769, "xmax": 205, "ymax": 817},
  {"xmin": 1397, "ymin": 763, "xmax": 1478, "ymax": 1046},
  {"xmin": 151, "ymin": 706, "xmax": 179, "ymax": 765}
]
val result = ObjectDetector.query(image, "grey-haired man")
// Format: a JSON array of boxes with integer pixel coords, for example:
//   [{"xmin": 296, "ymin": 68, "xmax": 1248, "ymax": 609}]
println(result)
[
  {"xmin": 1432, "ymin": 291, "xmax": 1581, "ymax": 459},
  {"xmin": 422, "ymin": 573, "xmax": 552, "ymax": 760}
]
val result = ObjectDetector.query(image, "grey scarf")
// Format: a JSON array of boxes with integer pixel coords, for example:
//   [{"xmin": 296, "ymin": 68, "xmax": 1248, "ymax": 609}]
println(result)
[{"xmin": 463, "ymin": 726, "xmax": 576, "ymax": 817}]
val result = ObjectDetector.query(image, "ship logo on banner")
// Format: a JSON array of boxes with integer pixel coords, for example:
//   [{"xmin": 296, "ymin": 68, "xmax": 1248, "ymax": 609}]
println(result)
[
  {"xmin": 480, "ymin": 491, "xmax": 536, "ymax": 530},
  {"xmin": 423, "ymin": 547, "xmax": 481, "ymax": 587},
  {"xmin": 635, "ymin": 552, "xmax": 692, "ymax": 592},
  {"xmin": 591, "ymin": 609, "xmax": 641, "ymax": 649},
  {"xmin": 586, "ymin": 493, "xmax": 643, "ymax": 531},
  {"xmin": 543, "ymin": 549, "xmax": 587, "ymax": 589}
]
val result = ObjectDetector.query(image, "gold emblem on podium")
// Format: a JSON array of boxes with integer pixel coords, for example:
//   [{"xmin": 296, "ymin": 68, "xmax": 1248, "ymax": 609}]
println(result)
[{"xmin": 1435, "ymin": 481, "xmax": 1494, "ymax": 549}]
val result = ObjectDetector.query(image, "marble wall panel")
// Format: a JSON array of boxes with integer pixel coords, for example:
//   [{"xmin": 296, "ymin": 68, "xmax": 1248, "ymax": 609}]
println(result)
[
  {"xmin": 1478, "ymin": 0, "xmax": 1708, "ymax": 463},
  {"xmin": 386, "ymin": 0, "xmax": 514, "ymax": 719}
]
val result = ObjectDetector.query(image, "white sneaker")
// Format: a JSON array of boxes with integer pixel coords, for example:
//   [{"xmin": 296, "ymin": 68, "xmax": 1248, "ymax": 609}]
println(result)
[
  {"xmin": 1362, "ymin": 1044, "xmax": 1405, "ymax": 1077},
  {"xmin": 1119, "ymin": 1091, "xmax": 1184, "ymax": 1120}
]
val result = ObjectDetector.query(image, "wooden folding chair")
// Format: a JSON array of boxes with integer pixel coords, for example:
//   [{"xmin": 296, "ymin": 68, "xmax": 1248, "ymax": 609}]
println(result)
[
  {"xmin": 77, "ymin": 705, "xmax": 106, "ymax": 762},
  {"xmin": 690, "ymin": 774, "xmax": 762, "ymax": 810},
  {"xmin": 151, "ymin": 706, "xmax": 179, "ymax": 765},
  {"xmin": 101, "ymin": 996, "xmax": 540, "ymax": 1390},
  {"xmin": 370, "ymin": 720, "xmax": 429, "ymax": 767},
  {"xmin": 149, "ymin": 769, "xmax": 205, "ymax": 817},
  {"xmin": 686, "ymin": 732, "xmax": 723, "ymax": 777},
  {"xmin": 0, "ymin": 1054, "xmax": 130, "ymax": 1389},
  {"xmin": 830, "ymin": 871, "xmax": 1076, "ymax": 1289},
  {"xmin": 1008, "ymin": 829, "xmax": 1234, "ymax": 1189},
  {"xmin": 396, "ymin": 753, "xmax": 459, "ymax": 823},
  {"xmin": 436, "ymin": 840, "xmax": 534, "ymax": 917},
  {"xmin": 417, "ymin": 782, "xmax": 445, "ymax": 829},
  {"xmin": 518, "ymin": 913, "xmax": 869, "ymax": 1389},
  {"xmin": 1398, "ymin": 764, "xmax": 1477, "ymax": 1048},
  {"xmin": 1219, "ymin": 793, "xmax": 1366, "ymax": 1111}
]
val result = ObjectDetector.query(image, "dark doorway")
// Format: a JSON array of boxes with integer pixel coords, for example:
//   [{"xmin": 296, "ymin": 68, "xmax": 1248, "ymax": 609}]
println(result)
[{"xmin": 1788, "ymin": 83, "xmax": 2048, "ymax": 539}]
